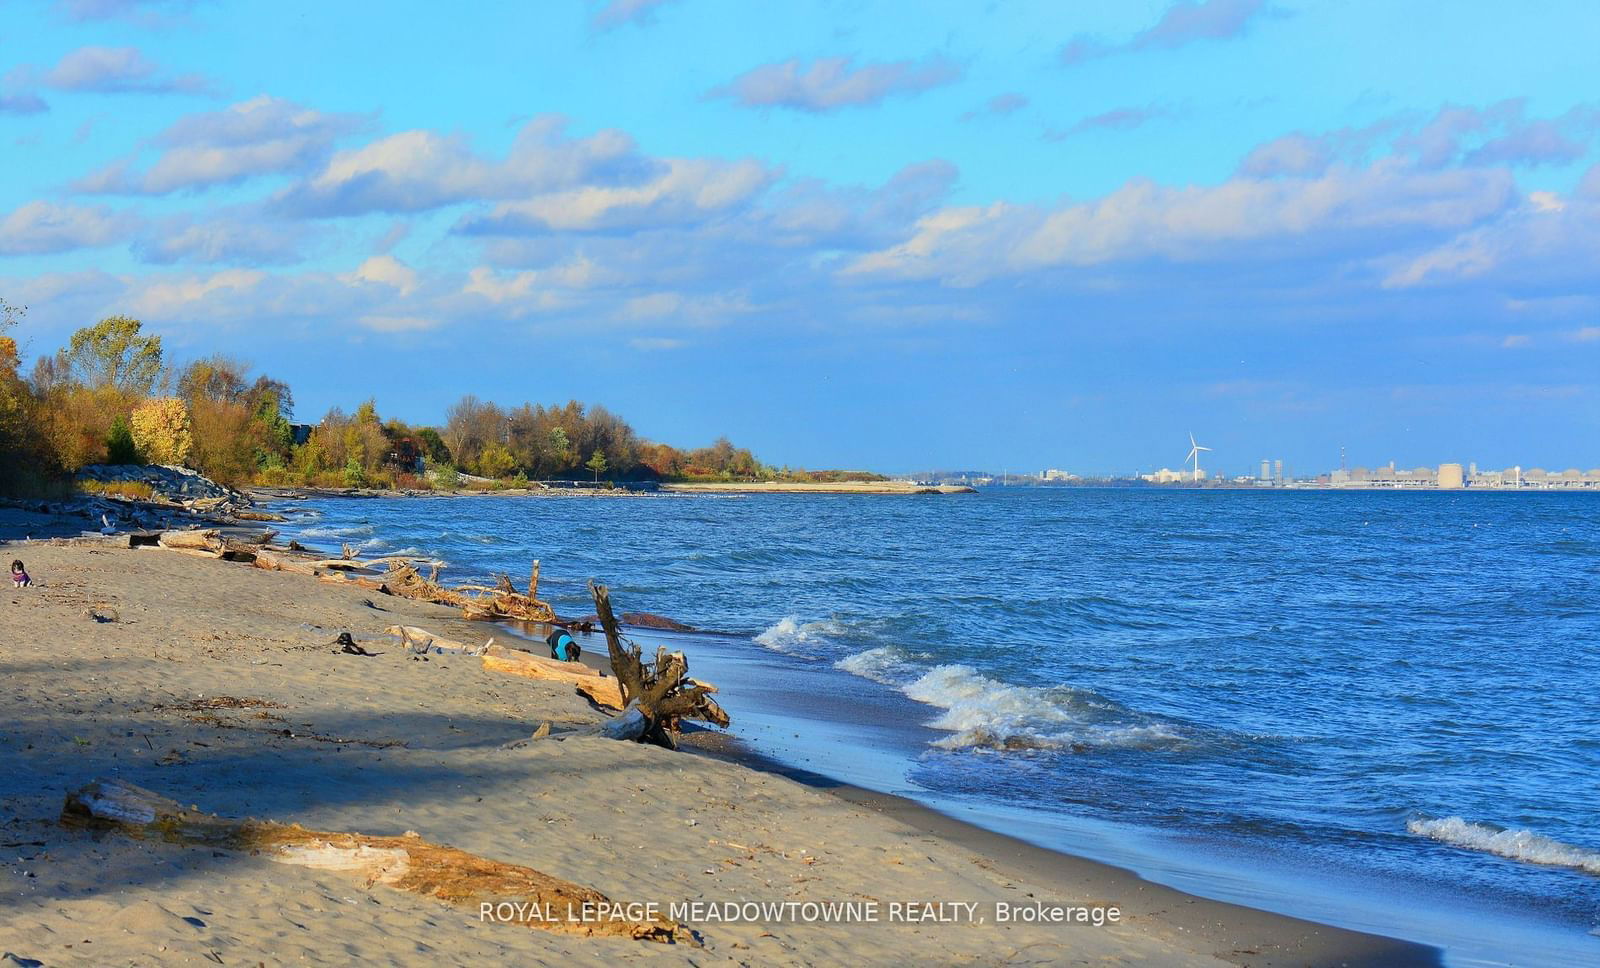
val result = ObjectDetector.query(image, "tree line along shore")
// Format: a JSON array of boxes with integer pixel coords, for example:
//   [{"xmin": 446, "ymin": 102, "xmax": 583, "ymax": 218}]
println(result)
[{"xmin": 0, "ymin": 306, "xmax": 886, "ymax": 499}]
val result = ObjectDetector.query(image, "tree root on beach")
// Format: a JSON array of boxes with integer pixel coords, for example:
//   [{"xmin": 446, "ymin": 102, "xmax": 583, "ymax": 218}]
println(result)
[
  {"xmin": 60, "ymin": 778, "xmax": 689, "ymax": 944},
  {"xmin": 520, "ymin": 584, "xmax": 727, "ymax": 750}
]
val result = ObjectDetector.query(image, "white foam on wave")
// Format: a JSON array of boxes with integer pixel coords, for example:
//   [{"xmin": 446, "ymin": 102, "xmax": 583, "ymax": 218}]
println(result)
[
  {"xmin": 754, "ymin": 616, "xmax": 848, "ymax": 654},
  {"xmin": 1407, "ymin": 816, "xmax": 1600, "ymax": 876},
  {"xmin": 834, "ymin": 645, "xmax": 931, "ymax": 684},
  {"xmin": 902, "ymin": 664, "xmax": 1184, "ymax": 752},
  {"xmin": 298, "ymin": 524, "xmax": 375, "ymax": 539}
]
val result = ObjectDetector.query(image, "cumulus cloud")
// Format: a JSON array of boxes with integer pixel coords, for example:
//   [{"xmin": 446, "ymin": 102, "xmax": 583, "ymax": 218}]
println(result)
[
  {"xmin": 0, "ymin": 200, "xmax": 140, "ymax": 255},
  {"xmin": 27, "ymin": 46, "xmax": 212, "ymax": 95},
  {"xmin": 590, "ymin": 0, "xmax": 677, "ymax": 30},
  {"xmin": 276, "ymin": 115, "xmax": 653, "ymax": 217},
  {"xmin": 847, "ymin": 159, "xmax": 1516, "ymax": 285},
  {"xmin": 456, "ymin": 157, "xmax": 776, "ymax": 234},
  {"xmin": 77, "ymin": 96, "xmax": 367, "ymax": 195},
  {"xmin": 1061, "ymin": 0, "xmax": 1274, "ymax": 66},
  {"xmin": 128, "ymin": 268, "xmax": 267, "ymax": 318},
  {"xmin": 343, "ymin": 255, "xmax": 420, "ymax": 296},
  {"xmin": 1238, "ymin": 132, "xmax": 1336, "ymax": 177},
  {"xmin": 710, "ymin": 55, "xmax": 961, "ymax": 113},
  {"xmin": 762, "ymin": 160, "xmax": 957, "ymax": 247},
  {"xmin": 1398, "ymin": 99, "xmax": 1599, "ymax": 170}
]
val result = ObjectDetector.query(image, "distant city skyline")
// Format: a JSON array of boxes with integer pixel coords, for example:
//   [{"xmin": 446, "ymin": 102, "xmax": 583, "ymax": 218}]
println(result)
[{"xmin": 2, "ymin": 1, "xmax": 1597, "ymax": 470}]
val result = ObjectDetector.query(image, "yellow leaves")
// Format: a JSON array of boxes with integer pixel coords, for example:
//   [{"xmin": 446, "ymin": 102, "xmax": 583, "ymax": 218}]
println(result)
[{"xmin": 130, "ymin": 396, "xmax": 195, "ymax": 467}]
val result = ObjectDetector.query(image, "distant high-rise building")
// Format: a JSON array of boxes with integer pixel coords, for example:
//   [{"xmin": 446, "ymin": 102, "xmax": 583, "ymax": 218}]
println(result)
[
  {"xmin": 1274, "ymin": 459, "xmax": 1284, "ymax": 482},
  {"xmin": 1260, "ymin": 459, "xmax": 1271, "ymax": 481},
  {"xmin": 1469, "ymin": 461, "xmax": 1477, "ymax": 478},
  {"xmin": 1438, "ymin": 463, "xmax": 1465, "ymax": 489}
]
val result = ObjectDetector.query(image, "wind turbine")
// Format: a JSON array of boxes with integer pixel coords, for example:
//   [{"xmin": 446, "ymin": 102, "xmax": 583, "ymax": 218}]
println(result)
[{"xmin": 1185, "ymin": 432, "xmax": 1211, "ymax": 482}]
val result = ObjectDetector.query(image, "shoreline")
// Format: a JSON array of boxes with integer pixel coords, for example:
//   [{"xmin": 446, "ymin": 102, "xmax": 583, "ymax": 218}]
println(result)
[
  {"xmin": 683, "ymin": 731, "xmax": 1440, "ymax": 967},
  {"xmin": 245, "ymin": 480, "xmax": 978, "ymax": 501},
  {"xmin": 0, "ymin": 513, "xmax": 1438, "ymax": 966}
]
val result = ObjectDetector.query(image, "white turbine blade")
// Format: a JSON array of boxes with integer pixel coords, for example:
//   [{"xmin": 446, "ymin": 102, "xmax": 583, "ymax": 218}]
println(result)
[{"xmin": 1196, "ymin": 445, "xmax": 1212, "ymax": 452}]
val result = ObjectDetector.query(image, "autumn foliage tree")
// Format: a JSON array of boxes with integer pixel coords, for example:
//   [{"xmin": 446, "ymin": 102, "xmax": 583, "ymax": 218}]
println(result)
[{"xmin": 130, "ymin": 397, "xmax": 194, "ymax": 466}]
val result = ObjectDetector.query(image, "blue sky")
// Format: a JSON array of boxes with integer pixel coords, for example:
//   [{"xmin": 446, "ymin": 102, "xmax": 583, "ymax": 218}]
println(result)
[{"xmin": 2, "ymin": 0, "xmax": 1598, "ymax": 475}]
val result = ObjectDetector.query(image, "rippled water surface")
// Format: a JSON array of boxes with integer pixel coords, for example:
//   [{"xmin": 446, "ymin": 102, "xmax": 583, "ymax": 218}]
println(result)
[{"xmin": 276, "ymin": 488, "xmax": 1600, "ymax": 965}]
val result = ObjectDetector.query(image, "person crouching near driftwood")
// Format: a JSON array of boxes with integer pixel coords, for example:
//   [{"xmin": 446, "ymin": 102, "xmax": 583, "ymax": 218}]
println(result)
[
  {"xmin": 11, "ymin": 559, "xmax": 31, "ymax": 588},
  {"xmin": 546, "ymin": 626, "xmax": 581, "ymax": 662}
]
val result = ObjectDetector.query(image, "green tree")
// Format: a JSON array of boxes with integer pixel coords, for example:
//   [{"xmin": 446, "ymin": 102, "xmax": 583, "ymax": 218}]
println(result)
[
  {"xmin": 416, "ymin": 427, "xmax": 451, "ymax": 465},
  {"xmin": 64, "ymin": 316, "xmax": 164, "ymax": 396},
  {"xmin": 105, "ymin": 415, "xmax": 139, "ymax": 465},
  {"xmin": 586, "ymin": 448, "xmax": 608, "ymax": 483},
  {"xmin": 547, "ymin": 426, "xmax": 571, "ymax": 469}
]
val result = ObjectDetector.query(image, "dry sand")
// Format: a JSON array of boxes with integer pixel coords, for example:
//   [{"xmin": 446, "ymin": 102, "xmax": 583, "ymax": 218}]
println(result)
[{"xmin": 0, "ymin": 528, "xmax": 1437, "ymax": 966}]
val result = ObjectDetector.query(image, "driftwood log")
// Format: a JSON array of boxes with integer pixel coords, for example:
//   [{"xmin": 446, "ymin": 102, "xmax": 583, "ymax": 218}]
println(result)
[
  {"xmin": 157, "ymin": 528, "xmax": 224, "ymax": 553},
  {"xmin": 579, "ymin": 582, "xmax": 728, "ymax": 749},
  {"xmin": 60, "ymin": 778, "xmax": 684, "ymax": 943},
  {"xmin": 384, "ymin": 561, "xmax": 555, "ymax": 623},
  {"xmin": 482, "ymin": 643, "xmax": 624, "ymax": 710}
]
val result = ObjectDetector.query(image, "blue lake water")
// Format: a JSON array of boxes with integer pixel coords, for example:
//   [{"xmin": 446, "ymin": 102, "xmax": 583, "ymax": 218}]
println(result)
[{"xmin": 272, "ymin": 488, "xmax": 1600, "ymax": 966}]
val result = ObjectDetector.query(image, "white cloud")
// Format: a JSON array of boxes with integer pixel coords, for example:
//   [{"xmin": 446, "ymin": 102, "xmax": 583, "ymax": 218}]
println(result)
[
  {"xmin": 848, "ymin": 159, "xmax": 1516, "ymax": 285},
  {"xmin": 129, "ymin": 268, "xmax": 266, "ymax": 317},
  {"xmin": 76, "ymin": 96, "xmax": 367, "ymax": 194},
  {"xmin": 357, "ymin": 314, "xmax": 436, "ymax": 333},
  {"xmin": 711, "ymin": 55, "xmax": 961, "ymax": 113},
  {"xmin": 36, "ymin": 45, "xmax": 211, "ymax": 95},
  {"xmin": 459, "ymin": 158, "xmax": 774, "ymax": 234},
  {"xmin": 0, "ymin": 200, "xmax": 139, "ymax": 255},
  {"xmin": 628, "ymin": 337, "xmax": 685, "ymax": 351},
  {"xmin": 276, "ymin": 115, "xmax": 652, "ymax": 216},
  {"xmin": 345, "ymin": 255, "xmax": 419, "ymax": 296}
]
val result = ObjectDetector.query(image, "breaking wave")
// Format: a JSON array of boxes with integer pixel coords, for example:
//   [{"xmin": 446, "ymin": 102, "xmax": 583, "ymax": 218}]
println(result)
[
  {"xmin": 902, "ymin": 664, "xmax": 1184, "ymax": 752},
  {"xmin": 834, "ymin": 645, "xmax": 933, "ymax": 684},
  {"xmin": 754, "ymin": 616, "xmax": 848, "ymax": 654},
  {"xmin": 298, "ymin": 524, "xmax": 375, "ymax": 539},
  {"xmin": 1407, "ymin": 817, "xmax": 1600, "ymax": 876}
]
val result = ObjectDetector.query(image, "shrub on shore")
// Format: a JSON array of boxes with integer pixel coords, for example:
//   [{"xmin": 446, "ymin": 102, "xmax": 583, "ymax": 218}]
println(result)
[{"xmin": 75, "ymin": 478, "xmax": 157, "ymax": 501}]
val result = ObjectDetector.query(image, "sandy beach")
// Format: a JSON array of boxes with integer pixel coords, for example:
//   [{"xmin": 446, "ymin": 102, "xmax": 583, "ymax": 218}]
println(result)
[{"xmin": 0, "ymin": 518, "xmax": 1437, "ymax": 967}]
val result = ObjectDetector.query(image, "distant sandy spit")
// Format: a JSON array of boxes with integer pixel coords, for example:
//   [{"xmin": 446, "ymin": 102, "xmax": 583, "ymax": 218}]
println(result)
[
  {"xmin": 0, "ymin": 538, "xmax": 1433, "ymax": 967},
  {"xmin": 659, "ymin": 482, "xmax": 976, "ymax": 495}
]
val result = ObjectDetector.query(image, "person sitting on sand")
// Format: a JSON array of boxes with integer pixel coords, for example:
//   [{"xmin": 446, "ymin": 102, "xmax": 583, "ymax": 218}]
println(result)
[
  {"xmin": 11, "ymin": 559, "xmax": 31, "ymax": 588},
  {"xmin": 546, "ymin": 626, "xmax": 581, "ymax": 662}
]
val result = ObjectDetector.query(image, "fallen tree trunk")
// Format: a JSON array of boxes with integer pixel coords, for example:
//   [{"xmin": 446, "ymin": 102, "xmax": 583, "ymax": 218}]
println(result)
[
  {"xmin": 482, "ymin": 644, "xmax": 624, "ymax": 710},
  {"xmin": 158, "ymin": 529, "xmax": 224, "ymax": 554},
  {"xmin": 60, "ymin": 778, "xmax": 684, "ymax": 943},
  {"xmin": 253, "ymin": 548, "xmax": 321, "ymax": 576}
]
